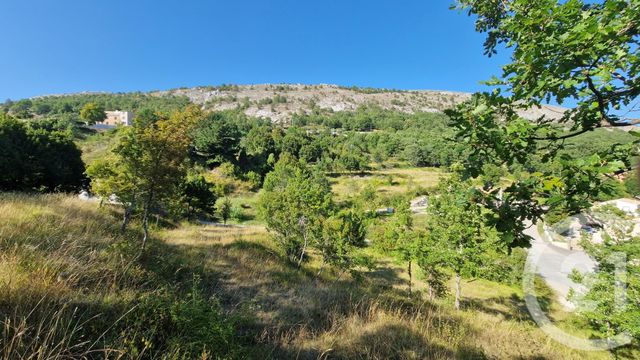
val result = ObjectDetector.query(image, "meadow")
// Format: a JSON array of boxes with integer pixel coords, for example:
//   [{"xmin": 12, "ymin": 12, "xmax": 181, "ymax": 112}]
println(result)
[{"xmin": 0, "ymin": 181, "xmax": 618, "ymax": 359}]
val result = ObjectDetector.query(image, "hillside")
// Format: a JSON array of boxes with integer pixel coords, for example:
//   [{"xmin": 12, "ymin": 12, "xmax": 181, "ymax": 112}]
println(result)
[
  {"xmin": 155, "ymin": 84, "xmax": 568, "ymax": 124},
  {"xmin": 0, "ymin": 193, "xmax": 611, "ymax": 359},
  {"xmin": 5, "ymin": 84, "xmax": 568, "ymax": 125}
]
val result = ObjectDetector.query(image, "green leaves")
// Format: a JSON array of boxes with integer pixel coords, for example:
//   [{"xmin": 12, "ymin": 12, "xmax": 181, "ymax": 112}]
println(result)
[{"xmin": 259, "ymin": 155, "xmax": 333, "ymax": 264}]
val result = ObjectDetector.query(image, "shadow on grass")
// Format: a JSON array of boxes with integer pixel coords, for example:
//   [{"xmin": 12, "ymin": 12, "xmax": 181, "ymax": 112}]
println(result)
[
  {"xmin": 460, "ymin": 289, "xmax": 552, "ymax": 325},
  {"xmin": 140, "ymin": 234, "xmax": 489, "ymax": 359}
]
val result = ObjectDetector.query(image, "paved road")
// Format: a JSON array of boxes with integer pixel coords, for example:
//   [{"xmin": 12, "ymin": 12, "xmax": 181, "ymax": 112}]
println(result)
[{"xmin": 523, "ymin": 222, "xmax": 596, "ymax": 308}]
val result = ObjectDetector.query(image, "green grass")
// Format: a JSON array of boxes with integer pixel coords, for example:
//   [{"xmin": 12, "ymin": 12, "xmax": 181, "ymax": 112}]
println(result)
[
  {"xmin": 330, "ymin": 167, "xmax": 444, "ymax": 203},
  {"xmin": 77, "ymin": 128, "xmax": 120, "ymax": 165}
]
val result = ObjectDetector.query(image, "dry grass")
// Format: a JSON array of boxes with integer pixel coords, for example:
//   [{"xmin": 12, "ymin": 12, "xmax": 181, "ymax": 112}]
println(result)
[
  {"xmin": 0, "ymin": 193, "xmax": 620, "ymax": 359},
  {"xmin": 159, "ymin": 223, "xmax": 611, "ymax": 359},
  {"xmin": 0, "ymin": 193, "xmax": 239, "ymax": 359}
]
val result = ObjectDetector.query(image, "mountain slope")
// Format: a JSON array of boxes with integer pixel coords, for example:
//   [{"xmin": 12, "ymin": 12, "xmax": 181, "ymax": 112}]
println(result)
[{"xmin": 154, "ymin": 84, "xmax": 567, "ymax": 123}]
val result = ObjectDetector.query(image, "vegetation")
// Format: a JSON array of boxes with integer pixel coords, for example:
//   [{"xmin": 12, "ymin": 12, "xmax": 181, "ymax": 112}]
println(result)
[
  {"xmin": 79, "ymin": 102, "xmax": 106, "ymax": 125},
  {"xmin": 0, "ymin": 113, "xmax": 85, "ymax": 192},
  {"xmin": 89, "ymin": 107, "xmax": 201, "ymax": 249},
  {"xmin": 0, "ymin": 194, "xmax": 239, "ymax": 359},
  {"xmin": 258, "ymin": 155, "xmax": 333, "ymax": 266},
  {"xmin": 0, "ymin": 193, "xmax": 614, "ymax": 359},
  {"xmin": 2, "ymin": 92, "xmax": 191, "ymax": 120},
  {"xmin": 1, "ymin": 1, "xmax": 639, "ymax": 356},
  {"xmin": 451, "ymin": 0, "xmax": 640, "ymax": 352}
]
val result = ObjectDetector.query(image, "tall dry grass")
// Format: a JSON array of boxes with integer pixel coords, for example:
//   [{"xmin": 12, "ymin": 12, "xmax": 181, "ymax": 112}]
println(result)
[
  {"xmin": 160, "ymin": 224, "xmax": 612, "ymax": 359},
  {"xmin": 0, "ymin": 193, "xmax": 618, "ymax": 359},
  {"xmin": 0, "ymin": 193, "xmax": 238, "ymax": 359}
]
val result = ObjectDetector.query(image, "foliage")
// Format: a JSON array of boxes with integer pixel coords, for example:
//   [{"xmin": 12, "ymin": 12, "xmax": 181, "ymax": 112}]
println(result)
[
  {"xmin": 191, "ymin": 111, "xmax": 244, "ymax": 166},
  {"xmin": 456, "ymin": 0, "xmax": 640, "ymax": 130},
  {"xmin": 422, "ymin": 171, "xmax": 500, "ymax": 309},
  {"xmin": 0, "ymin": 113, "xmax": 85, "ymax": 192},
  {"xmin": 574, "ymin": 234, "xmax": 640, "ymax": 349},
  {"xmin": 450, "ymin": 1, "xmax": 640, "ymax": 350},
  {"xmin": 216, "ymin": 197, "xmax": 233, "ymax": 224},
  {"xmin": 258, "ymin": 155, "xmax": 333, "ymax": 265},
  {"xmin": 79, "ymin": 102, "xmax": 106, "ymax": 125},
  {"xmin": 379, "ymin": 202, "xmax": 422, "ymax": 294},
  {"xmin": 87, "ymin": 106, "xmax": 202, "ymax": 248},
  {"xmin": 319, "ymin": 209, "xmax": 372, "ymax": 278},
  {"xmin": 180, "ymin": 175, "xmax": 217, "ymax": 219},
  {"xmin": 2, "ymin": 92, "xmax": 191, "ymax": 119},
  {"xmin": 624, "ymin": 170, "xmax": 640, "ymax": 196},
  {"xmin": 446, "ymin": 0, "xmax": 640, "ymax": 251}
]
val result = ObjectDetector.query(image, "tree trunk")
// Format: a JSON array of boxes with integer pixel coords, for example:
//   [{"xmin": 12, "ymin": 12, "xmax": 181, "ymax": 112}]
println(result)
[
  {"xmin": 408, "ymin": 260, "xmax": 412, "ymax": 295},
  {"xmin": 316, "ymin": 261, "xmax": 325, "ymax": 278},
  {"xmin": 121, "ymin": 206, "xmax": 131, "ymax": 232},
  {"xmin": 296, "ymin": 217, "xmax": 308, "ymax": 268},
  {"xmin": 140, "ymin": 191, "xmax": 154, "ymax": 253},
  {"xmin": 297, "ymin": 234, "xmax": 308, "ymax": 268},
  {"xmin": 141, "ymin": 204, "xmax": 149, "ymax": 252},
  {"xmin": 454, "ymin": 272, "xmax": 461, "ymax": 310}
]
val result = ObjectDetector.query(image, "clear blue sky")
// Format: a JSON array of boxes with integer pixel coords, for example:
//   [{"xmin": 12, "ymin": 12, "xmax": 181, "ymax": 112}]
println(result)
[{"xmin": 0, "ymin": 0, "xmax": 511, "ymax": 100}]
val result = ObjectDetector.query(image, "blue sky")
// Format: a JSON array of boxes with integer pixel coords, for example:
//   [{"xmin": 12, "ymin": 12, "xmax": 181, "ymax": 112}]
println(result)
[{"xmin": 0, "ymin": 0, "xmax": 511, "ymax": 100}]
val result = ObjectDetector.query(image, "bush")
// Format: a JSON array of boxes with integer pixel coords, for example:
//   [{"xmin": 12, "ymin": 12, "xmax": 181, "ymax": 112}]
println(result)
[{"xmin": 123, "ymin": 277, "xmax": 239, "ymax": 358}]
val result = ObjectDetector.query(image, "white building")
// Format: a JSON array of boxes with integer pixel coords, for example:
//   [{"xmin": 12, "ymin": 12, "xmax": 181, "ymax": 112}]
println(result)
[{"xmin": 103, "ymin": 110, "xmax": 133, "ymax": 126}]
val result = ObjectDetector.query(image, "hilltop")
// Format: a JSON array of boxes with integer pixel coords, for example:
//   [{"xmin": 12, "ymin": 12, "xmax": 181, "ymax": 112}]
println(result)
[
  {"xmin": 155, "ymin": 84, "xmax": 568, "ymax": 123},
  {"xmin": 6, "ymin": 83, "xmax": 569, "ymax": 124}
]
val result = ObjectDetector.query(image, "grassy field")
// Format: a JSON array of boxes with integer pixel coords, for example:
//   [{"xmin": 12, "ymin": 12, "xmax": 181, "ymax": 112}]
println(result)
[
  {"xmin": 329, "ymin": 167, "xmax": 444, "ymax": 203},
  {"xmin": 0, "ymin": 193, "xmax": 617, "ymax": 359},
  {"xmin": 158, "ymin": 221, "xmax": 612, "ymax": 359}
]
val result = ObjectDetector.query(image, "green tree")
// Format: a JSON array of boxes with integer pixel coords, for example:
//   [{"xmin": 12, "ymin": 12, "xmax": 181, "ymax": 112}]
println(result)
[
  {"xmin": 190, "ymin": 111, "xmax": 242, "ymax": 166},
  {"xmin": 88, "ymin": 106, "xmax": 202, "ymax": 249},
  {"xmin": 79, "ymin": 102, "xmax": 106, "ymax": 125},
  {"xmin": 456, "ymin": 0, "xmax": 640, "ymax": 130},
  {"xmin": 318, "ymin": 209, "xmax": 371, "ymax": 279},
  {"xmin": 86, "ymin": 155, "xmax": 139, "ymax": 231},
  {"xmin": 258, "ymin": 155, "xmax": 333, "ymax": 266},
  {"xmin": 572, "ymin": 233, "xmax": 640, "ymax": 355},
  {"xmin": 0, "ymin": 113, "xmax": 85, "ymax": 192},
  {"xmin": 216, "ymin": 197, "xmax": 232, "ymax": 224},
  {"xmin": 10, "ymin": 99, "xmax": 32, "ymax": 118},
  {"xmin": 423, "ymin": 171, "xmax": 500, "ymax": 310},
  {"xmin": 380, "ymin": 202, "xmax": 420, "ymax": 295},
  {"xmin": 445, "ymin": 0, "xmax": 639, "ymax": 250},
  {"xmin": 181, "ymin": 175, "xmax": 217, "ymax": 219}
]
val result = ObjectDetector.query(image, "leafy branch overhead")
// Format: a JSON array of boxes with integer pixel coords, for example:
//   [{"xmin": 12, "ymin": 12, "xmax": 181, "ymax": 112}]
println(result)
[{"xmin": 449, "ymin": 0, "xmax": 640, "ymax": 236}]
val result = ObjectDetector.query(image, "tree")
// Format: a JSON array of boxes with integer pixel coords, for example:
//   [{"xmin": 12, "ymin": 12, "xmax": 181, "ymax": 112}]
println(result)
[
  {"xmin": 181, "ymin": 175, "xmax": 217, "ymax": 219},
  {"xmin": 216, "ymin": 197, "xmax": 232, "ymax": 224},
  {"xmin": 0, "ymin": 114, "xmax": 85, "ymax": 192},
  {"xmin": 79, "ymin": 102, "xmax": 106, "ymax": 125},
  {"xmin": 10, "ymin": 99, "xmax": 32, "ymax": 118},
  {"xmin": 571, "ymin": 233, "xmax": 640, "ymax": 355},
  {"xmin": 190, "ymin": 111, "xmax": 242, "ymax": 166},
  {"xmin": 88, "ymin": 106, "xmax": 202, "ymax": 250},
  {"xmin": 86, "ymin": 155, "xmax": 138, "ymax": 231},
  {"xmin": 258, "ymin": 155, "xmax": 333, "ymax": 266},
  {"xmin": 423, "ymin": 171, "xmax": 500, "ymax": 310},
  {"xmin": 318, "ymin": 209, "xmax": 371, "ymax": 279},
  {"xmin": 450, "ymin": 2, "xmax": 640, "ymax": 348},
  {"xmin": 380, "ymin": 202, "xmax": 420, "ymax": 295},
  {"xmin": 456, "ymin": 0, "xmax": 640, "ymax": 130},
  {"xmin": 445, "ymin": 0, "xmax": 640, "ymax": 249}
]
